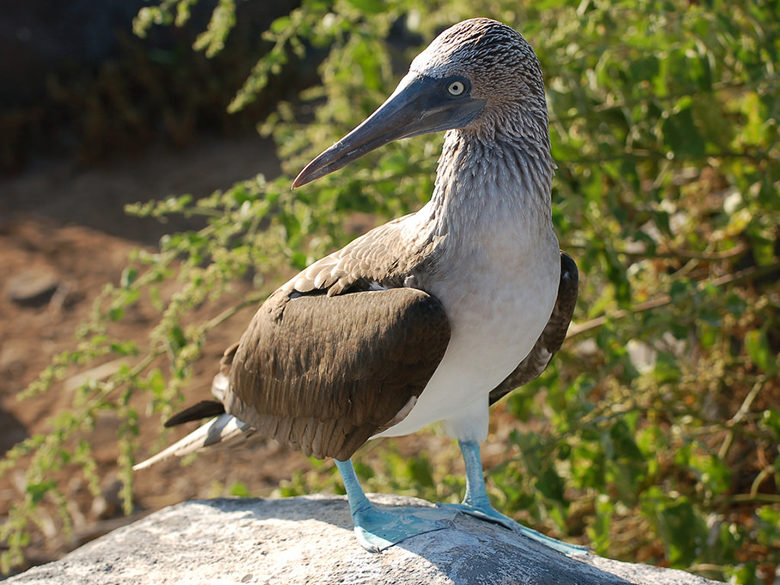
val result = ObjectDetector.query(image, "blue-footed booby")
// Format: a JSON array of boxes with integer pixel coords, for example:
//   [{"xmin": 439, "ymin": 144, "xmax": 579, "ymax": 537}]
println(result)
[{"xmin": 134, "ymin": 17, "xmax": 584, "ymax": 555}]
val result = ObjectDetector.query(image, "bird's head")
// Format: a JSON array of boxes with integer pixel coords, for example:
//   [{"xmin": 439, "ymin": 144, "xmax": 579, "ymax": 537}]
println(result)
[{"xmin": 293, "ymin": 18, "xmax": 546, "ymax": 188}]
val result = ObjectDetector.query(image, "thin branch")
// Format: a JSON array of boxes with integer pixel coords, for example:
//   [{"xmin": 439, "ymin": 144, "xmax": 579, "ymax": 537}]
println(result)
[
  {"xmin": 566, "ymin": 262, "xmax": 780, "ymax": 339},
  {"xmin": 203, "ymin": 291, "xmax": 268, "ymax": 330},
  {"xmin": 749, "ymin": 467, "xmax": 774, "ymax": 500},
  {"xmin": 725, "ymin": 493, "xmax": 780, "ymax": 505},
  {"xmin": 567, "ymin": 296, "xmax": 671, "ymax": 338},
  {"xmin": 727, "ymin": 376, "xmax": 766, "ymax": 427},
  {"xmin": 560, "ymin": 148, "xmax": 770, "ymax": 165},
  {"xmin": 563, "ymin": 242, "xmax": 747, "ymax": 262},
  {"xmin": 718, "ymin": 376, "xmax": 767, "ymax": 459}
]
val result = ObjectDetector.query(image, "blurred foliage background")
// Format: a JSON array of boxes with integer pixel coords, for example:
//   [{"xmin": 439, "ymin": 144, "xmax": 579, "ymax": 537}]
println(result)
[{"xmin": 1, "ymin": 0, "xmax": 778, "ymax": 582}]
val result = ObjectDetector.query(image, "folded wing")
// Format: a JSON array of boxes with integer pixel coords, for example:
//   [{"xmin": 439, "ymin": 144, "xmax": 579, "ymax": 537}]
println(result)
[{"xmin": 222, "ymin": 287, "xmax": 451, "ymax": 461}]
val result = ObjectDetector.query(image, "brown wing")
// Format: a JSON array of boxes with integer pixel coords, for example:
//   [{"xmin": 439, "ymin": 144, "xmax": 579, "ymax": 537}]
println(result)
[
  {"xmin": 488, "ymin": 251, "xmax": 578, "ymax": 406},
  {"xmin": 222, "ymin": 287, "xmax": 450, "ymax": 461}
]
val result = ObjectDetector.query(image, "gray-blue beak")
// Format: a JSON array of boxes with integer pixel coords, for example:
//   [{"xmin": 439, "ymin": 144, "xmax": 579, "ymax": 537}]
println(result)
[{"xmin": 293, "ymin": 73, "xmax": 486, "ymax": 188}]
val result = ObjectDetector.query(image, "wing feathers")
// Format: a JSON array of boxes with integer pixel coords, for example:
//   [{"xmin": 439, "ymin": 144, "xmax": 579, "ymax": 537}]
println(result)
[
  {"xmin": 286, "ymin": 215, "xmax": 415, "ymax": 297},
  {"xmin": 224, "ymin": 287, "xmax": 450, "ymax": 460}
]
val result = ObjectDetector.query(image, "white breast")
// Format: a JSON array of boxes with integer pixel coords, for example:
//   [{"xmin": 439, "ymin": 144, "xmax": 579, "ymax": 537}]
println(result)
[{"xmin": 377, "ymin": 212, "xmax": 560, "ymax": 442}]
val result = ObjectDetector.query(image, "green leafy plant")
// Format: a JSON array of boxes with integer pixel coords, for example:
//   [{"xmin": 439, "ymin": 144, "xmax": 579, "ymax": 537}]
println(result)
[{"xmin": 2, "ymin": 0, "xmax": 778, "ymax": 582}]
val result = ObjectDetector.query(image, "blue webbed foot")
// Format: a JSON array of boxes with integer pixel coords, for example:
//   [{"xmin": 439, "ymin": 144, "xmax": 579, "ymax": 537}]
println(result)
[
  {"xmin": 336, "ymin": 458, "xmax": 455, "ymax": 552},
  {"xmin": 448, "ymin": 440, "xmax": 589, "ymax": 556},
  {"xmin": 335, "ymin": 443, "xmax": 590, "ymax": 556},
  {"xmin": 351, "ymin": 501, "xmax": 456, "ymax": 552}
]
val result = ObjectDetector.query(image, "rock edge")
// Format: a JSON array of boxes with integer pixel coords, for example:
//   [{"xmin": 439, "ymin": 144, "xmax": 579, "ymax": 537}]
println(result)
[{"xmin": 6, "ymin": 495, "xmax": 725, "ymax": 585}]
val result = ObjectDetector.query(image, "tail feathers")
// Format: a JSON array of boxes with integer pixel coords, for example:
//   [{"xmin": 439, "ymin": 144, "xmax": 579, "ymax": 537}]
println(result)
[
  {"xmin": 162, "ymin": 371, "xmax": 231, "ymax": 428},
  {"xmin": 133, "ymin": 413, "xmax": 251, "ymax": 471},
  {"xmin": 164, "ymin": 400, "xmax": 225, "ymax": 428}
]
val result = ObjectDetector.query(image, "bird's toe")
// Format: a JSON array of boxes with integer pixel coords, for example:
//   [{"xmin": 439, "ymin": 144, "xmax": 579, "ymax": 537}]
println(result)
[{"xmin": 438, "ymin": 501, "xmax": 590, "ymax": 556}]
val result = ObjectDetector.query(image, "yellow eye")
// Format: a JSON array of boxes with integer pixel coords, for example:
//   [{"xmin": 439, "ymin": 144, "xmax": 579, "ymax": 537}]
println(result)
[{"xmin": 447, "ymin": 81, "xmax": 465, "ymax": 96}]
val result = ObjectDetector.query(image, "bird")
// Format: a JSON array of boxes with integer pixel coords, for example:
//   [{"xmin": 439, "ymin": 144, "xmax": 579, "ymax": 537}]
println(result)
[{"xmin": 134, "ymin": 17, "xmax": 584, "ymax": 555}]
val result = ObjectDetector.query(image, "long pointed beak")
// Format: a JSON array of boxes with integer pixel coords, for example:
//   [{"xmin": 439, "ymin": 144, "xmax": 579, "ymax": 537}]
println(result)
[{"xmin": 293, "ymin": 73, "xmax": 485, "ymax": 188}]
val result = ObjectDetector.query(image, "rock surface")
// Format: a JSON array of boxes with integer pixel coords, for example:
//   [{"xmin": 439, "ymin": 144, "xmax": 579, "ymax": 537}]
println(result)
[
  {"xmin": 7, "ymin": 495, "xmax": 725, "ymax": 585},
  {"xmin": 4, "ymin": 268, "xmax": 60, "ymax": 307}
]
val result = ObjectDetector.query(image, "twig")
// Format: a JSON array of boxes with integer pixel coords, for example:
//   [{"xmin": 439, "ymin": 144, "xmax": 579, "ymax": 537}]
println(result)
[
  {"xmin": 563, "ymin": 242, "xmax": 747, "ymax": 262},
  {"xmin": 566, "ymin": 262, "xmax": 780, "ymax": 339},
  {"xmin": 567, "ymin": 296, "xmax": 671, "ymax": 338},
  {"xmin": 725, "ymin": 493, "xmax": 780, "ymax": 505},
  {"xmin": 749, "ymin": 467, "xmax": 774, "ymax": 501},
  {"xmin": 203, "ymin": 292, "xmax": 268, "ymax": 331},
  {"xmin": 718, "ymin": 376, "xmax": 766, "ymax": 459},
  {"xmin": 559, "ymin": 148, "xmax": 770, "ymax": 165}
]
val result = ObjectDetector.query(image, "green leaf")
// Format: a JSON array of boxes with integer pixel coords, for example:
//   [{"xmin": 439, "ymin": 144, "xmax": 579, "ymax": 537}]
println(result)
[
  {"xmin": 587, "ymin": 495, "xmax": 614, "ymax": 554},
  {"xmin": 537, "ymin": 466, "xmax": 565, "ymax": 502},
  {"xmin": 345, "ymin": 0, "xmax": 386, "ymax": 14},
  {"xmin": 121, "ymin": 267, "xmax": 138, "ymax": 288},
  {"xmin": 662, "ymin": 103, "xmax": 706, "ymax": 158},
  {"xmin": 628, "ymin": 55, "xmax": 660, "ymax": 84},
  {"xmin": 109, "ymin": 307, "xmax": 124, "ymax": 322},
  {"xmin": 270, "ymin": 16, "xmax": 291, "ymax": 34},
  {"xmin": 507, "ymin": 388, "xmax": 537, "ymax": 421},
  {"xmin": 26, "ymin": 480, "xmax": 56, "ymax": 505},
  {"xmin": 692, "ymin": 453, "xmax": 732, "ymax": 496},
  {"xmin": 229, "ymin": 482, "xmax": 250, "ymax": 498},
  {"xmin": 745, "ymin": 329, "xmax": 777, "ymax": 374},
  {"xmin": 406, "ymin": 455, "xmax": 435, "ymax": 489},
  {"xmin": 653, "ymin": 351, "xmax": 683, "ymax": 384},
  {"xmin": 760, "ymin": 409, "xmax": 780, "ymax": 441},
  {"xmin": 653, "ymin": 495, "xmax": 707, "ymax": 567},
  {"xmin": 167, "ymin": 326, "xmax": 187, "ymax": 356},
  {"xmin": 755, "ymin": 506, "xmax": 780, "ymax": 547}
]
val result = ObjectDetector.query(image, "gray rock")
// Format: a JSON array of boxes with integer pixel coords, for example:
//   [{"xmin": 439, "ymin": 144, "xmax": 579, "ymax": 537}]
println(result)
[
  {"xmin": 6, "ymin": 495, "xmax": 724, "ymax": 585},
  {"xmin": 5, "ymin": 268, "xmax": 60, "ymax": 307}
]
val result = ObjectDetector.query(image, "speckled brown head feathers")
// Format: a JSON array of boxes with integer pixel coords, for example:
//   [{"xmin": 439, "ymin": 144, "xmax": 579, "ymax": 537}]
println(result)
[{"xmin": 411, "ymin": 18, "xmax": 547, "ymax": 121}]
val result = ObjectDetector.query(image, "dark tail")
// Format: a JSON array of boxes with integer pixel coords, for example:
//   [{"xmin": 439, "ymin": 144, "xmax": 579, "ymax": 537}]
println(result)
[{"xmin": 165, "ymin": 400, "xmax": 226, "ymax": 427}]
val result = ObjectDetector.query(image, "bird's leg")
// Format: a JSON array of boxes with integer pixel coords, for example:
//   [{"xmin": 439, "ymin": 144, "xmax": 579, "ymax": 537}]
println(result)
[
  {"xmin": 335, "ymin": 458, "xmax": 373, "ymax": 517},
  {"xmin": 442, "ymin": 440, "xmax": 589, "ymax": 556},
  {"xmin": 460, "ymin": 439, "xmax": 494, "ymax": 509},
  {"xmin": 334, "ymin": 458, "xmax": 454, "ymax": 552}
]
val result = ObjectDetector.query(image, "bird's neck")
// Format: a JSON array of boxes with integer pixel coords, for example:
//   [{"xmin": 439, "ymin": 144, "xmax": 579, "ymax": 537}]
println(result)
[{"xmin": 423, "ymin": 118, "xmax": 555, "ymax": 239}]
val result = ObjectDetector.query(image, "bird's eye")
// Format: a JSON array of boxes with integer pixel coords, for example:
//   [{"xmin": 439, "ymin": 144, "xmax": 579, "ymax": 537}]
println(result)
[{"xmin": 447, "ymin": 81, "xmax": 465, "ymax": 96}]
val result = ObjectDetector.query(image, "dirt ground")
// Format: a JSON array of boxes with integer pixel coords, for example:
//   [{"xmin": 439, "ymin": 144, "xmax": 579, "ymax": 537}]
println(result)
[{"xmin": 0, "ymin": 135, "xmax": 479, "ymax": 572}]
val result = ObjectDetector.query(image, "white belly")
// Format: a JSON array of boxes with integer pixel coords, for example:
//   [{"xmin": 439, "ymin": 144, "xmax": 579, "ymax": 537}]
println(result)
[{"xmin": 376, "ymin": 229, "xmax": 561, "ymax": 441}]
